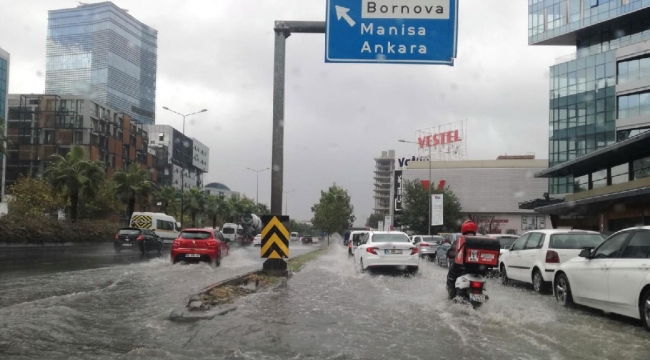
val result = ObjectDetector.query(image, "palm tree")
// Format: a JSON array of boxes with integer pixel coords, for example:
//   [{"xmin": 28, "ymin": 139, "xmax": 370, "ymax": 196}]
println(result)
[
  {"xmin": 44, "ymin": 145, "xmax": 106, "ymax": 222},
  {"xmin": 183, "ymin": 187, "xmax": 207, "ymax": 227},
  {"xmin": 155, "ymin": 186, "xmax": 179, "ymax": 214},
  {"xmin": 205, "ymin": 195, "xmax": 220, "ymax": 229},
  {"xmin": 113, "ymin": 163, "xmax": 157, "ymax": 221}
]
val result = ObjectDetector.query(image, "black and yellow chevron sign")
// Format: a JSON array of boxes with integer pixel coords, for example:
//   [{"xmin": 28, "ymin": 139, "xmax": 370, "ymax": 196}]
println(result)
[{"xmin": 260, "ymin": 215, "xmax": 290, "ymax": 259}]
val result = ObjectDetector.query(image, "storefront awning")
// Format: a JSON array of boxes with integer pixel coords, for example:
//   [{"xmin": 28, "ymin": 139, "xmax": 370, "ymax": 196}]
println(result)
[
  {"xmin": 534, "ymin": 186, "xmax": 650, "ymax": 215},
  {"xmin": 535, "ymin": 131, "xmax": 650, "ymax": 178}
]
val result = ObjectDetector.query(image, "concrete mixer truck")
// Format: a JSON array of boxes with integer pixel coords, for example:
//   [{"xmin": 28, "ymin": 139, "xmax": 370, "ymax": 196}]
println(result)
[{"xmin": 240, "ymin": 213, "xmax": 262, "ymax": 244}]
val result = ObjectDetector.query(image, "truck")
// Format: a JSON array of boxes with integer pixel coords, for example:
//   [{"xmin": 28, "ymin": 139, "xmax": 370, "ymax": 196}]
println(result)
[{"xmin": 240, "ymin": 213, "xmax": 262, "ymax": 243}]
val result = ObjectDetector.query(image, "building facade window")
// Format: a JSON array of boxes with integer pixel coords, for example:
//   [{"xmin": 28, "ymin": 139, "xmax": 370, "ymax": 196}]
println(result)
[
  {"xmin": 633, "ymin": 156, "xmax": 650, "ymax": 179},
  {"xmin": 618, "ymin": 91, "xmax": 650, "ymax": 119},
  {"xmin": 618, "ymin": 56, "xmax": 650, "ymax": 84},
  {"xmin": 592, "ymin": 169, "xmax": 608, "ymax": 189},
  {"xmin": 573, "ymin": 174, "xmax": 589, "ymax": 192},
  {"xmin": 611, "ymin": 163, "xmax": 629, "ymax": 184}
]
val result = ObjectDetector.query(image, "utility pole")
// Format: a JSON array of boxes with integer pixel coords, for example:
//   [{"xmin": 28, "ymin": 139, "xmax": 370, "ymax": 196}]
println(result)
[
  {"xmin": 246, "ymin": 167, "xmax": 270, "ymax": 205},
  {"xmin": 162, "ymin": 106, "xmax": 207, "ymax": 224},
  {"xmin": 399, "ymin": 139, "xmax": 433, "ymax": 235}
]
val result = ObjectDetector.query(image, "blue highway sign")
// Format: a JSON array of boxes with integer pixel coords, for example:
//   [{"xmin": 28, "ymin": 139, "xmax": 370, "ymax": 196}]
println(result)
[{"xmin": 325, "ymin": 0, "xmax": 458, "ymax": 65}]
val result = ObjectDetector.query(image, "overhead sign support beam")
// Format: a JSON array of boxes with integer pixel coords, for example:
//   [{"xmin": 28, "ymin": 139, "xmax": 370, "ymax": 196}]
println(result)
[{"xmin": 271, "ymin": 21, "xmax": 325, "ymax": 215}]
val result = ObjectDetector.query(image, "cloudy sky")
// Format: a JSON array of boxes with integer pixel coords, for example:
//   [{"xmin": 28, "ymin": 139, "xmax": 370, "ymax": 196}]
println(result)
[{"xmin": 0, "ymin": 0, "xmax": 570, "ymax": 225}]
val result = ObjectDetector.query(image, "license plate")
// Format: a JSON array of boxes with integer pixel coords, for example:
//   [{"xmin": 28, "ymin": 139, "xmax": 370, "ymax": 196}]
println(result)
[
  {"xmin": 122, "ymin": 243, "xmax": 132, "ymax": 247},
  {"xmin": 481, "ymin": 253, "xmax": 495, "ymax": 261},
  {"xmin": 384, "ymin": 249, "xmax": 402, "ymax": 254},
  {"xmin": 469, "ymin": 293, "xmax": 486, "ymax": 303},
  {"xmin": 186, "ymin": 254, "xmax": 201, "ymax": 258}
]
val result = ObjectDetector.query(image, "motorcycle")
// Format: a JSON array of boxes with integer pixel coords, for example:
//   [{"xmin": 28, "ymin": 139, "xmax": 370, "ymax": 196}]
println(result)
[
  {"xmin": 446, "ymin": 235, "xmax": 500, "ymax": 308},
  {"xmin": 450, "ymin": 272, "xmax": 489, "ymax": 308}
]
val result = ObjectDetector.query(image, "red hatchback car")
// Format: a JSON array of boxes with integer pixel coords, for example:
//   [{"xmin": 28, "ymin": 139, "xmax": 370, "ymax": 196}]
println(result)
[{"xmin": 171, "ymin": 229, "xmax": 230, "ymax": 266}]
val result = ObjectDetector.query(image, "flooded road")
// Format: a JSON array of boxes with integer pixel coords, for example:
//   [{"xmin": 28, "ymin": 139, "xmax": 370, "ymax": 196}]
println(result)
[{"xmin": 1, "ymin": 243, "xmax": 649, "ymax": 360}]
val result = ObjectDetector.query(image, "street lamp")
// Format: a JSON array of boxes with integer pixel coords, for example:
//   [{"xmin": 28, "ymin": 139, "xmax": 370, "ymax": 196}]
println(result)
[
  {"xmin": 246, "ymin": 167, "xmax": 270, "ymax": 205},
  {"xmin": 162, "ymin": 106, "xmax": 207, "ymax": 225},
  {"xmin": 284, "ymin": 189, "xmax": 295, "ymax": 215},
  {"xmin": 399, "ymin": 139, "xmax": 432, "ymax": 235}
]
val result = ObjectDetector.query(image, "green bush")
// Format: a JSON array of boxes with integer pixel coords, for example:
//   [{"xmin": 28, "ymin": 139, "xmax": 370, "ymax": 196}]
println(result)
[{"xmin": 0, "ymin": 215, "xmax": 120, "ymax": 244}]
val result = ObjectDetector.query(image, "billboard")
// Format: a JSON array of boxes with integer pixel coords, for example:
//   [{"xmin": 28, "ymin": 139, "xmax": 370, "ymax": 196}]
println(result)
[
  {"xmin": 414, "ymin": 120, "xmax": 467, "ymax": 161},
  {"xmin": 431, "ymin": 194, "xmax": 444, "ymax": 226},
  {"xmin": 394, "ymin": 170, "xmax": 403, "ymax": 213}
]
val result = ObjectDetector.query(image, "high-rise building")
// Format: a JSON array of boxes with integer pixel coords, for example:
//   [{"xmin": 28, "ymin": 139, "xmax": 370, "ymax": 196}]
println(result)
[
  {"xmin": 145, "ymin": 124, "xmax": 209, "ymax": 191},
  {"xmin": 45, "ymin": 2, "xmax": 157, "ymax": 125},
  {"xmin": 530, "ymin": 1, "xmax": 650, "ymax": 195},
  {"xmin": 374, "ymin": 150, "xmax": 395, "ymax": 216},
  {"xmin": 523, "ymin": 1, "xmax": 650, "ymax": 231},
  {"xmin": 0, "ymin": 47, "xmax": 9, "ymax": 202}
]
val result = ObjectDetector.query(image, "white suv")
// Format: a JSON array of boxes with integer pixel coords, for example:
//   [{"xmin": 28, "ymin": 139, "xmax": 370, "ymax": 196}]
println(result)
[{"xmin": 499, "ymin": 229, "xmax": 604, "ymax": 293}]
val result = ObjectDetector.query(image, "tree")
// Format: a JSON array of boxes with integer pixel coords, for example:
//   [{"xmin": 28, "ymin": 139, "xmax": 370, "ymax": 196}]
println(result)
[
  {"xmin": 7, "ymin": 176, "xmax": 65, "ymax": 217},
  {"xmin": 365, "ymin": 213, "xmax": 384, "ymax": 229},
  {"xmin": 183, "ymin": 187, "xmax": 207, "ymax": 227},
  {"xmin": 0, "ymin": 118, "xmax": 7, "ymax": 156},
  {"xmin": 204, "ymin": 195, "xmax": 222, "ymax": 229},
  {"xmin": 311, "ymin": 184, "xmax": 356, "ymax": 242},
  {"xmin": 288, "ymin": 219, "xmax": 313, "ymax": 235},
  {"xmin": 113, "ymin": 163, "xmax": 156, "ymax": 221},
  {"xmin": 77, "ymin": 179, "xmax": 123, "ymax": 220},
  {"xmin": 401, "ymin": 179, "xmax": 463, "ymax": 234},
  {"xmin": 155, "ymin": 186, "xmax": 179, "ymax": 214},
  {"xmin": 44, "ymin": 146, "xmax": 106, "ymax": 222}
]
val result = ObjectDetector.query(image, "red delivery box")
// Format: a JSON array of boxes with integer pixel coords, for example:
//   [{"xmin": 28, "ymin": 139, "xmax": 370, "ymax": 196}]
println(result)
[{"xmin": 454, "ymin": 235, "xmax": 500, "ymax": 269}]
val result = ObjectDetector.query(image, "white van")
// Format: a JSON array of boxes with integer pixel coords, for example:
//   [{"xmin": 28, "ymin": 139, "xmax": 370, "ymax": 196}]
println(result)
[
  {"xmin": 222, "ymin": 223, "xmax": 239, "ymax": 242},
  {"xmin": 129, "ymin": 212, "xmax": 181, "ymax": 243},
  {"xmin": 290, "ymin": 232, "xmax": 299, "ymax": 241}
]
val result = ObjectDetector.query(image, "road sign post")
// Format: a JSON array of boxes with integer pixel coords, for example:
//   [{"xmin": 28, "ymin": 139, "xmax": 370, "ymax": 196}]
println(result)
[
  {"xmin": 261, "ymin": 215, "xmax": 291, "ymax": 275},
  {"xmin": 325, "ymin": 0, "xmax": 459, "ymax": 64}
]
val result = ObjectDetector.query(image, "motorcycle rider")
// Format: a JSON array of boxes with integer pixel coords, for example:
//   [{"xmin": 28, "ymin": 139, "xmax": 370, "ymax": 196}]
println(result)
[{"xmin": 446, "ymin": 220, "xmax": 478, "ymax": 297}]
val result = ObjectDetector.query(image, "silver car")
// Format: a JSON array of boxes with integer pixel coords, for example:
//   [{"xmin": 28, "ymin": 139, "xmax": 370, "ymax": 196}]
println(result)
[{"xmin": 412, "ymin": 235, "xmax": 444, "ymax": 259}]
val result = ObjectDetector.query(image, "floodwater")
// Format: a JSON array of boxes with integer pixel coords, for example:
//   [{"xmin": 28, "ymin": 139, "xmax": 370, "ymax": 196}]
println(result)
[{"xmin": 1, "ymin": 243, "xmax": 649, "ymax": 360}]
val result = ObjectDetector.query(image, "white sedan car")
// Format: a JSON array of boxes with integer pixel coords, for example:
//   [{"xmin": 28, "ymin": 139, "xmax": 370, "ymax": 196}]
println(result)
[
  {"xmin": 499, "ymin": 229, "xmax": 604, "ymax": 293},
  {"xmin": 354, "ymin": 231, "xmax": 419, "ymax": 274},
  {"xmin": 252, "ymin": 234, "xmax": 262, "ymax": 246},
  {"xmin": 553, "ymin": 227, "xmax": 650, "ymax": 331}
]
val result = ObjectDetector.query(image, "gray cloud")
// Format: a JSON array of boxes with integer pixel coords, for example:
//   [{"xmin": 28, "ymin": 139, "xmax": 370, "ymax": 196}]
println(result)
[{"xmin": 0, "ymin": 0, "xmax": 571, "ymax": 226}]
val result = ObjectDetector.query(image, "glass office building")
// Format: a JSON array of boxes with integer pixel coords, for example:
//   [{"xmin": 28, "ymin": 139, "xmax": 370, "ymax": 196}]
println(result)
[
  {"xmin": 529, "ymin": 0, "xmax": 650, "ymax": 194},
  {"xmin": 0, "ymin": 48, "xmax": 9, "ymax": 201},
  {"xmin": 45, "ymin": 2, "xmax": 158, "ymax": 124}
]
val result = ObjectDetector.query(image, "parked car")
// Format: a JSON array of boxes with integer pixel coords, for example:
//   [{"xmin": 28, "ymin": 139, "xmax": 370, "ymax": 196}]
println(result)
[
  {"xmin": 553, "ymin": 227, "xmax": 650, "ymax": 331},
  {"xmin": 499, "ymin": 229, "xmax": 605, "ymax": 293},
  {"xmin": 301, "ymin": 235, "xmax": 313, "ymax": 244},
  {"xmin": 171, "ymin": 228, "xmax": 230, "ymax": 266},
  {"xmin": 253, "ymin": 234, "xmax": 262, "ymax": 246},
  {"xmin": 485, "ymin": 234, "xmax": 520, "ymax": 257},
  {"xmin": 354, "ymin": 231, "xmax": 419, "ymax": 274},
  {"xmin": 412, "ymin": 235, "xmax": 443, "ymax": 260},
  {"xmin": 114, "ymin": 227, "xmax": 163, "ymax": 254}
]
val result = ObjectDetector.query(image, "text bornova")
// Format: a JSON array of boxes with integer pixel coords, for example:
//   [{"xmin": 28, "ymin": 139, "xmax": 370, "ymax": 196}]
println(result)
[{"xmin": 360, "ymin": 23, "xmax": 427, "ymax": 55}]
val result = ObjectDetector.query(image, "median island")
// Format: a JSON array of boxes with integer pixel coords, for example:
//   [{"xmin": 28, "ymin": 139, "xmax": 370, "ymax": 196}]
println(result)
[{"xmin": 170, "ymin": 247, "xmax": 330, "ymax": 322}]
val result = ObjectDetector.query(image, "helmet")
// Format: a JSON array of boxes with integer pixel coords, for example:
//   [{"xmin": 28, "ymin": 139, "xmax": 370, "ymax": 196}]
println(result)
[{"xmin": 460, "ymin": 220, "xmax": 478, "ymax": 235}]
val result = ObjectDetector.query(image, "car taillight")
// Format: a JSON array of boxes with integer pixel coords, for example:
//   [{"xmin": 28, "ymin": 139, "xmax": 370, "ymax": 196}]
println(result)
[
  {"xmin": 173, "ymin": 240, "xmax": 182, "ymax": 247},
  {"xmin": 366, "ymin": 247, "xmax": 378, "ymax": 255},
  {"xmin": 136, "ymin": 235, "xmax": 144, "ymax": 241},
  {"xmin": 546, "ymin": 250, "xmax": 560, "ymax": 263},
  {"xmin": 420, "ymin": 243, "xmax": 429, "ymax": 247},
  {"xmin": 470, "ymin": 281, "xmax": 484, "ymax": 289},
  {"xmin": 207, "ymin": 240, "xmax": 217, "ymax": 247},
  {"xmin": 410, "ymin": 247, "xmax": 419, "ymax": 255}
]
